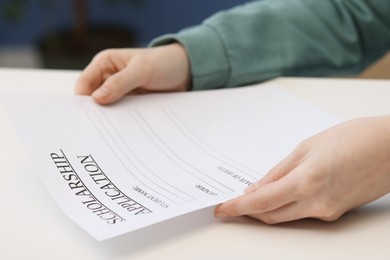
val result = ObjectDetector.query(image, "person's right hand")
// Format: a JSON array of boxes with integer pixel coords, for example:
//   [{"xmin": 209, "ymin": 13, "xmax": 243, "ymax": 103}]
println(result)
[
  {"xmin": 75, "ymin": 43, "xmax": 191, "ymax": 104},
  {"xmin": 214, "ymin": 115, "xmax": 390, "ymax": 224}
]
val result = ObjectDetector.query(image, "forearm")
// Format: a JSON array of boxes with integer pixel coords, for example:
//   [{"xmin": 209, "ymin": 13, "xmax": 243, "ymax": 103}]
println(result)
[{"xmin": 151, "ymin": 0, "xmax": 390, "ymax": 90}]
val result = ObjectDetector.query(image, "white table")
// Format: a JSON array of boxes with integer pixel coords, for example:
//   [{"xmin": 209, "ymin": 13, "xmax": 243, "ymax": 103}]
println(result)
[{"xmin": 1, "ymin": 68, "xmax": 390, "ymax": 259}]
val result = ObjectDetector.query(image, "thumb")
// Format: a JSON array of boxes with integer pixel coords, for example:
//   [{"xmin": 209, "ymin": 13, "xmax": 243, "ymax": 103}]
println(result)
[
  {"xmin": 245, "ymin": 150, "xmax": 301, "ymax": 193},
  {"xmin": 92, "ymin": 58, "xmax": 154, "ymax": 104}
]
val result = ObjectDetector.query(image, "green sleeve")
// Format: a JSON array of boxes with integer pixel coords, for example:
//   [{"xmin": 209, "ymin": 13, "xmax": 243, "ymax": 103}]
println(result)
[{"xmin": 150, "ymin": 0, "xmax": 390, "ymax": 91}]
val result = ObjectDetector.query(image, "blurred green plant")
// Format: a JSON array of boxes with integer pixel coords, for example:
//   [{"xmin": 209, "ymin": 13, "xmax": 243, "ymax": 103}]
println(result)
[{"xmin": 1, "ymin": 0, "xmax": 144, "ymax": 69}]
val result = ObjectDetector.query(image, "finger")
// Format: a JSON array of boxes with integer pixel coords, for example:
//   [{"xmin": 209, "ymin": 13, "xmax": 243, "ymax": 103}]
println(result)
[
  {"xmin": 245, "ymin": 150, "xmax": 301, "ymax": 194},
  {"xmin": 261, "ymin": 151, "xmax": 301, "ymax": 185},
  {"xmin": 215, "ymin": 173, "xmax": 299, "ymax": 217},
  {"xmin": 248, "ymin": 201, "xmax": 307, "ymax": 224},
  {"xmin": 75, "ymin": 67, "xmax": 102, "ymax": 96},
  {"xmin": 75, "ymin": 50, "xmax": 123, "ymax": 95},
  {"xmin": 92, "ymin": 57, "xmax": 154, "ymax": 104}
]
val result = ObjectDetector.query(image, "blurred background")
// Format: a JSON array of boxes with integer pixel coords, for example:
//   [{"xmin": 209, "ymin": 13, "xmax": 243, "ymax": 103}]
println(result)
[
  {"xmin": 0, "ymin": 0, "xmax": 244, "ymax": 70},
  {"xmin": 0, "ymin": 0, "xmax": 388, "ymax": 78}
]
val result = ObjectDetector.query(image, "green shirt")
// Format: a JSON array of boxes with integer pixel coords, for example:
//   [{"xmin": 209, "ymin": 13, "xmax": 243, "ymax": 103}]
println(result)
[{"xmin": 151, "ymin": 0, "xmax": 390, "ymax": 91}]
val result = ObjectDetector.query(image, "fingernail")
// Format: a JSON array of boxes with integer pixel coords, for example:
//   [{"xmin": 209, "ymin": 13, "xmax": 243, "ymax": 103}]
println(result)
[
  {"xmin": 244, "ymin": 183, "xmax": 259, "ymax": 193},
  {"xmin": 92, "ymin": 87, "xmax": 111, "ymax": 99}
]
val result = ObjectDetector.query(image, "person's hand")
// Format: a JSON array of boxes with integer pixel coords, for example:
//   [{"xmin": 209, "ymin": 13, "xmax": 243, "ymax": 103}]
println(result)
[
  {"xmin": 75, "ymin": 43, "xmax": 191, "ymax": 104},
  {"xmin": 215, "ymin": 115, "xmax": 390, "ymax": 223}
]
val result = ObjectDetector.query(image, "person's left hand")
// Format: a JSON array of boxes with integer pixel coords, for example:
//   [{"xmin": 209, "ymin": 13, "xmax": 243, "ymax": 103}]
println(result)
[
  {"xmin": 214, "ymin": 115, "xmax": 390, "ymax": 224},
  {"xmin": 75, "ymin": 44, "xmax": 190, "ymax": 104}
]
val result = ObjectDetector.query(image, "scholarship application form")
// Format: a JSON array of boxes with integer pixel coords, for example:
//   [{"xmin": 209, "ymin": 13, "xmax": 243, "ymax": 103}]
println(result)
[{"xmin": 1, "ymin": 83, "xmax": 339, "ymax": 240}]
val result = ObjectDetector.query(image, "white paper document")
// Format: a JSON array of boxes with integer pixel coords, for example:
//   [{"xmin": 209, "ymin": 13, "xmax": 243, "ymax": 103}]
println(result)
[{"xmin": 1, "ymin": 83, "xmax": 339, "ymax": 240}]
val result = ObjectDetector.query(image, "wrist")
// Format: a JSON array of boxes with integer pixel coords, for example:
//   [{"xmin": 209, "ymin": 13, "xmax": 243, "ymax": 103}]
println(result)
[{"xmin": 169, "ymin": 43, "xmax": 192, "ymax": 91}]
